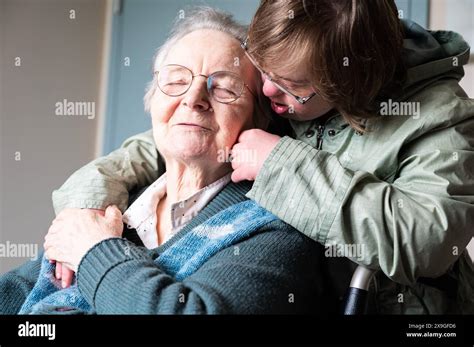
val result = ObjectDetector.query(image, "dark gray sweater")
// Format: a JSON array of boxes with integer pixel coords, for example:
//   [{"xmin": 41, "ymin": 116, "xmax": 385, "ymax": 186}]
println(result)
[{"xmin": 0, "ymin": 181, "xmax": 329, "ymax": 314}]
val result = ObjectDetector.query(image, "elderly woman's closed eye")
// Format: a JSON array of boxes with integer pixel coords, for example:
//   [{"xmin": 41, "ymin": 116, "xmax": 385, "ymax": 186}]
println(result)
[{"xmin": 22, "ymin": 7, "xmax": 324, "ymax": 315}]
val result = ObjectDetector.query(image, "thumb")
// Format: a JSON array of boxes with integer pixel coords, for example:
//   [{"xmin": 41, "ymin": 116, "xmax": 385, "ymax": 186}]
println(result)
[
  {"xmin": 105, "ymin": 205, "xmax": 122, "ymax": 221},
  {"xmin": 231, "ymin": 168, "xmax": 245, "ymax": 183},
  {"xmin": 104, "ymin": 205, "xmax": 123, "ymax": 236}
]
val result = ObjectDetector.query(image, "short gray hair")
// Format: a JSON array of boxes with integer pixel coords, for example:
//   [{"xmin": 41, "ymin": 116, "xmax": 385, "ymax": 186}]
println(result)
[
  {"xmin": 143, "ymin": 6, "xmax": 271, "ymax": 129},
  {"xmin": 144, "ymin": 7, "xmax": 247, "ymax": 112}
]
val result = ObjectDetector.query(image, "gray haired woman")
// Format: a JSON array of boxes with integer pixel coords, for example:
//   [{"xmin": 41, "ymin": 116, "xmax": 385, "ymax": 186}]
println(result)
[{"xmin": 0, "ymin": 7, "xmax": 329, "ymax": 314}]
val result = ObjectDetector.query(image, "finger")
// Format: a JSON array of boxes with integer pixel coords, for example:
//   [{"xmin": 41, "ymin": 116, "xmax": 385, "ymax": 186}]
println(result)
[
  {"xmin": 43, "ymin": 239, "xmax": 50, "ymax": 252},
  {"xmin": 230, "ymin": 153, "xmax": 242, "ymax": 170},
  {"xmin": 47, "ymin": 222, "xmax": 61, "ymax": 236},
  {"xmin": 45, "ymin": 247, "xmax": 61, "ymax": 264},
  {"xmin": 231, "ymin": 142, "xmax": 243, "ymax": 152},
  {"xmin": 62, "ymin": 266, "xmax": 74, "ymax": 288},
  {"xmin": 44, "ymin": 248, "xmax": 52, "ymax": 262},
  {"xmin": 44, "ymin": 231, "xmax": 56, "ymax": 249},
  {"xmin": 237, "ymin": 129, "xmax": 254, "ymax": 142},
  {"xmin": 55, "ymin": 262, "xmax": 62, "ymax": 280},
  {"xmin": 231, "ymin": 159, "xmax": 239, "ymax": 170},
  {"xmin": 105, "ymin": 205, "xmax": 122, "ymax": 221},
  {"xmin": 230, "ymin": 149, "xmax": 240, "ymax": 169},
  {"xmin": 231, "ymin": 168, "xmax": 246, "ymax": 183}
]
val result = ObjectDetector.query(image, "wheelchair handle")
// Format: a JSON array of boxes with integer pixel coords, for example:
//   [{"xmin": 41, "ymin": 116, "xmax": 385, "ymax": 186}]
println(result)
[{"xmin": 343, "ymin": 266, "xmax": 376, "ymax": 315}]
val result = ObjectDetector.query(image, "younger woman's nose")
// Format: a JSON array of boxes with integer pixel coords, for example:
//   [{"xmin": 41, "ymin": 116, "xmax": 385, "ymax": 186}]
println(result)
[{"xmin": 262, "ymin": 77, "xmax": 284, "ymax": 98}]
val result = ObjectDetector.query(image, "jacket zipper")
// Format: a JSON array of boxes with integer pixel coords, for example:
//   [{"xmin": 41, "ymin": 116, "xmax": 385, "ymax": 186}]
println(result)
[{"xmin": 316, "ymin": 124, "xmax": 325, "ymax": 150}]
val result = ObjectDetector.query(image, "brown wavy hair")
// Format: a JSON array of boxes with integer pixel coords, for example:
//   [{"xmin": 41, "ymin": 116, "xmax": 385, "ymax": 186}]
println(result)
[{"xmin": 248, "ymin": 0, "xmax": 406, "ymax": 132}]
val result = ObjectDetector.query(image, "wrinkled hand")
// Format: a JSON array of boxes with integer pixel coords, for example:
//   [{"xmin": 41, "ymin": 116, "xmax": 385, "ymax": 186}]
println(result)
[
  {"xmin": 231, "ymin": 129, "xmax": 280, "ymax": 182},
  {"xmin": 44, "ymin": 206, "xmax": 123, "ymax": 273},
  {"xmin": 49, "ymin": 209, "xmax": 105, "ymax": 288}
]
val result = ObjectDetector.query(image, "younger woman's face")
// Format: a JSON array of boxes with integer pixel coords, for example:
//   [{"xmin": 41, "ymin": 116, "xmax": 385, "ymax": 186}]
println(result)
[{"xmin": 259, "ymin": 65, "xmax": 333, "ymax": 122}]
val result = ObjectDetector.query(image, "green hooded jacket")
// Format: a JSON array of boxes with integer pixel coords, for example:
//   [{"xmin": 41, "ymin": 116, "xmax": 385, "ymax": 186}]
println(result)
[{"xmin": 52, "ymin": 20, "xmax": 474, "ymax": 314}]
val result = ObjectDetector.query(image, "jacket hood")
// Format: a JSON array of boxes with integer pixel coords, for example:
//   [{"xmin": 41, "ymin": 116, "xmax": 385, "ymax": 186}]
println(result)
[{"xmin": 401, "ymin": 19, "xmax": 471, "ymax": 88}]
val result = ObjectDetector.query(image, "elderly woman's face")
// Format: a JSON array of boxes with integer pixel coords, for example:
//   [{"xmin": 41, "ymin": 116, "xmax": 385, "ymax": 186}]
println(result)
[{"xmin": 150, "ymin": 29, "xmax": 258, "ymax": 166}]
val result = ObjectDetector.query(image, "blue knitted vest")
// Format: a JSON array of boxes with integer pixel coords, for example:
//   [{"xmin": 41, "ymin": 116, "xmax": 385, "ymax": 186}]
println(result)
[{"xmin": 19, "ymin": 200, "xmax": 277, "ymax": 314}]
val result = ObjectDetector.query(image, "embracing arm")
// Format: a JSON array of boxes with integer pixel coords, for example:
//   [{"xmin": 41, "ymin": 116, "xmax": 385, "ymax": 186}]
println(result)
[
  {"xmin": 76, "ymin": 222, "xmax": 322, "ymax": 314},
  {"xmin": 246, "ymin": 119, "xmax": 474, "ymax": 286},
  {"xmin": 52, "ymin": 130, "xmax": 161, "ymax": 214}
]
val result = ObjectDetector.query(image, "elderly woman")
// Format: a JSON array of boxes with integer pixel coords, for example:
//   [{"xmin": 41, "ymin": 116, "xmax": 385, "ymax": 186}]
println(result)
[{"xmin": 0, "ymin": 8, "xmax": 327, "ymax": 315}]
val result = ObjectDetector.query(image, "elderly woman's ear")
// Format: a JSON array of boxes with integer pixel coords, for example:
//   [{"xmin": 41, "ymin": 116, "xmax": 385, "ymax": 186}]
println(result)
[
  {"xmin": 251, "ymin": 96, "xmax": 272, "ymax": 131},
  {"xmin": 244, "ymin": 59, "xmax": 272, "ymax": 132}
]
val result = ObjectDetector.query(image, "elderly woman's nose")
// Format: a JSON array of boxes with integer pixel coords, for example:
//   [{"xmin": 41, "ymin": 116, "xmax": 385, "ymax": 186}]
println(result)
[
  {"xmin": 262, "ymin": 77, "xmax": 283, "ymax": 98},
  {"xmin": 182, "ymin": 79, "xmax": 211, "ymax": 111}
]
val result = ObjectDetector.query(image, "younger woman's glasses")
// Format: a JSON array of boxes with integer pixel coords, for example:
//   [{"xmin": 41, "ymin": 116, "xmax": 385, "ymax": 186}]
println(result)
[{"xmin": 241, "ymin": 38, "xmax": 317, "ymax": 105}]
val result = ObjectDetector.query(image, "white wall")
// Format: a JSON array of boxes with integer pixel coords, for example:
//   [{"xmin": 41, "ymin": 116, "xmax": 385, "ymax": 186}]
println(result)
[
  {"xmin": 430, "ymin": 0, "xmax": 474, "ymax": 97},
  {"xmin": 0, "ymin": 0, "xmax": 106, "ymax": 273}
]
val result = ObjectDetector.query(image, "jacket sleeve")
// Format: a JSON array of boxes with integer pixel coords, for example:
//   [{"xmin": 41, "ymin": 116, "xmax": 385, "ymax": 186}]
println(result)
[
  {"xmin": 52, "ymin": 130, "xmax": 161, "ymax": 214},
  {"xmin": 76, "ymin": 222, "xmax": 323, "ymax": 314},
  {"xmin": 246, "ymin": 120, "xmax": 474, "ymax": 285}
]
